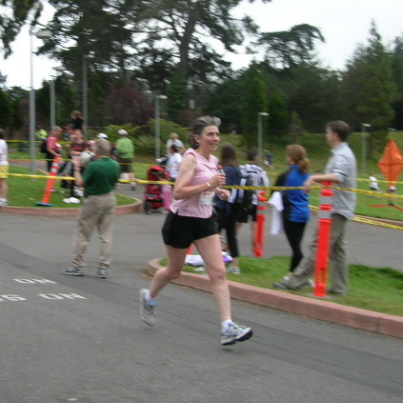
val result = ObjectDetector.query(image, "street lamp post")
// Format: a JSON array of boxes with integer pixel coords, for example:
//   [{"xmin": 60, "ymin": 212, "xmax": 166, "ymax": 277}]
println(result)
[
  {"xmin": 50, "ymin": 66, "xmax": 64, "ymax": 129},
  {"xmin": 258, "ymin": 112, "xmax": 269, "ymax": 167},
  {"xmin": 361, "ymin": 123, "xmax": 371, "ymax": 174},
  {"xmin": 144, "ymin": 90, "xmax": 152, "ymax": 103},
  {"xmin": 50, "ymin": 78, "xmax": 55, "ymax": 129},
  {"xmin": 29, "ymin": 28, "xmax": 52, "ymax": 175},
  {"xmin": 82, "ymin": 56, "xmax": 88, "ymax": 139},
  {"xmin": 82, "ymin": 52, "xmax": 95, "ymax": 139},
  {"xmin": 155, "ymin": 95, "xmax": 168, "ymax": 160}
]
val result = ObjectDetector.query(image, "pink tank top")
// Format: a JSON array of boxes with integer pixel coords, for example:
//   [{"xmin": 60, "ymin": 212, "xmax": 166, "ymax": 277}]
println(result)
[{"xmin": 170, "ymin": 149, "xmax": 218, "ymax": 218}]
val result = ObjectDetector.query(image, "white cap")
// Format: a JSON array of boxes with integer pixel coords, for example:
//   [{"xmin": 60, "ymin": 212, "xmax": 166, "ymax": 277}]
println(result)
[
  {"xmin": 118, "ymin": 129, "xmax": 128, "ymax": 135},
  {"xmin": 97, "ymin": 133, "xmax": 108, "ymax": 139}
]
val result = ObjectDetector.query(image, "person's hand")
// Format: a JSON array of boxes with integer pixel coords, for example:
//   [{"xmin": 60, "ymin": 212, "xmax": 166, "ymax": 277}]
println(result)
[
  {"xmin": 217, "ymin": 189, "xmax": 230, "ymax": 200},
  {"xmin": 211, "ymin": 173, "xmax": 226, "ymax": 187},
  {"xmin": 72, "ymin": 157, "xmax": 82, "ymax": 170},
  {"xmin": 303, "ymin": 176, "xmax": 316, "ymax": 193}
]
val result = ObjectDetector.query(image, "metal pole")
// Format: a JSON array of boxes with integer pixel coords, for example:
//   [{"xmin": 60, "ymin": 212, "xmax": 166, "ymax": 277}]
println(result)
[
  {"xmin": 155, "ymin": 97, "xmax": 160, "ymax": 160},
  {"xmin": 361, "ymin": 125, "xmax": 366, "ymax": 174},
  {"xmin": 258, "ymin": 114, "xmax": 262, "ymax": 167},
  {"xmin": 83, "ymin": 56, "xmax": 88, "ymax": 139},
  {"xmin": 50, "ymin": 79, "xmax": 55, "ymax": 129},
  {"xmin": 257, "ymin": 112, "xmax": 268, "ymax": 167},
  {"xmin": 361, "ymin": 123, "xmax": 370, "ymax": 174},
  {"xmin": 29, "ymin": 30, "xmax": 36, "ymax": 175}
]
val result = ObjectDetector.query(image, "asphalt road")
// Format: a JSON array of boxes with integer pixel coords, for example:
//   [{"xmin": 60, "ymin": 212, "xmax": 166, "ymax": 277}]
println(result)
[{"xmin": 1, "ymin": 185, "xmax": 403, "ymax": 402}]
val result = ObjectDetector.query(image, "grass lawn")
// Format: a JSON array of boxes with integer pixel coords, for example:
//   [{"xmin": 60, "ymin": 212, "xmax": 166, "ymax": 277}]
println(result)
[
  {"xmin": 159, "ymin": 256, "xmax": 403, "ymax": 317},
  {"xmin": 7, "ymin": 166, "xmax": 136, "ymax": 208}
]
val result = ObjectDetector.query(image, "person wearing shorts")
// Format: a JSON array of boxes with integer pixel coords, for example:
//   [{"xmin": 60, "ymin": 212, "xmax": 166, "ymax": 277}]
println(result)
[{"xmin": 140, "ymin": 116, "xmax": 253, "ymax": 346}]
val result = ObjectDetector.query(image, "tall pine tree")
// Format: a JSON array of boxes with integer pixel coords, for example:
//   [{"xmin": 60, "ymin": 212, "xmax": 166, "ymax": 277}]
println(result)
[{"xmin": 241, "ymin": 62, "xmax": 267, "ymax": 148}]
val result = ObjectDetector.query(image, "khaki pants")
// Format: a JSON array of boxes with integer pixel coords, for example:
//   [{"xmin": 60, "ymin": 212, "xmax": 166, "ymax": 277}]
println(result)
[
  {"xmin": 72, "ymin": 192, "xmax": 116, "ymax": 270},
  {"xmin": 287, "ymin": 214, "xmax": 349, "ymax": 295}
]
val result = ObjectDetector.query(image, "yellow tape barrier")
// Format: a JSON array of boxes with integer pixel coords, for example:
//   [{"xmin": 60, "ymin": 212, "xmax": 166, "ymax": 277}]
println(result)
[{"xmin": 6, "ymin": 171, "xmax": 403, "ymax": 229}]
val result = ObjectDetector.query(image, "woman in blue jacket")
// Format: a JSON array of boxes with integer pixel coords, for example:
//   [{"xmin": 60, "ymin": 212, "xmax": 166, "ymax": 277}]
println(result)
[
  {"xmin": 275, "ymin": 145, "xmax": 310, "ymax": 280},
  {"xmin": 215, "ymin": 143, "xmax": 243, "ymax": 274}
]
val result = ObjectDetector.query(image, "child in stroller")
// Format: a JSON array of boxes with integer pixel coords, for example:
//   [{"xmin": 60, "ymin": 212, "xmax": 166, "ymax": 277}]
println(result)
[{"xmin": 143, "ymin": 165, "xmax": 168, "ymax": 214}]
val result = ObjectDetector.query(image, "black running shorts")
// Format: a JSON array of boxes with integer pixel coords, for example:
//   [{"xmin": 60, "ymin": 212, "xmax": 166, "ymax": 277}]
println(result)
[{"xmin": 162, "ymin": 211, "xmax": 219, "ymax": 248}]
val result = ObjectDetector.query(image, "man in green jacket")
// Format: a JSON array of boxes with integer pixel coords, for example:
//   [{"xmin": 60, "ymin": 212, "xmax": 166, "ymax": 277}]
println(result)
[
  {"xmin": 63, "ymin": 139, "xmax": 121, "ymax": 279},
  {"xmin": 116, "ymin": 129, "xmax": 136, "ymax": 190}
]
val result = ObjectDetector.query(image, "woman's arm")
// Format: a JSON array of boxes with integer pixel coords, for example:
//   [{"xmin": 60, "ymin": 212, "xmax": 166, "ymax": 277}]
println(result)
[{"xmin": 303, "ymin": 173, "xmax": 339, "ymax": 192}]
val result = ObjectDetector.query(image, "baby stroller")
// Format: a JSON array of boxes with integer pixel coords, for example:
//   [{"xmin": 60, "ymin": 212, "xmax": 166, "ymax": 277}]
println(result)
[{"xmin": 143, "ymin": 165, "xmax": 166, "ymax": 214}]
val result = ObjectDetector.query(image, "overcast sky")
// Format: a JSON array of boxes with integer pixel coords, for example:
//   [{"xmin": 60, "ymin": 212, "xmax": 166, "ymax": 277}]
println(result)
[{"xmin": 1, "ymin": 0, "xmax": 403, "ymax": 89}]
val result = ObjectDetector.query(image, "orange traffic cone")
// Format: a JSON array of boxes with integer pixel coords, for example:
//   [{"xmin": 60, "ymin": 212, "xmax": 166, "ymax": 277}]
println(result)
[
  {"xmin": 313, "ymin": 183, "xmax": 333, "ymax": 298},
  {"xmin": 36, "ymin": 156, "xmax": 63, "ymax": 206}
]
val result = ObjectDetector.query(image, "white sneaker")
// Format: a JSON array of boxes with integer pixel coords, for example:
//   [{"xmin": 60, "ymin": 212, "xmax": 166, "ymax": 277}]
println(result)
[
  {"xmin": 139, "ymin": 289, "xmax": 158, "ymax": 326},
  {"xmin": 227, "ymin": 266, "xmax": 241, "ymax": 275},
  {"xmin": 221, "ymin": 323, "xmax": 253, "ymax": 346}
]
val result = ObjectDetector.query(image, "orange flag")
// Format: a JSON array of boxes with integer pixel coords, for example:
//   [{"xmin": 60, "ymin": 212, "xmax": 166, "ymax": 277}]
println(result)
[{"xmin": 377, "ymin": 139, "xmax": 403, "ymax": 188}]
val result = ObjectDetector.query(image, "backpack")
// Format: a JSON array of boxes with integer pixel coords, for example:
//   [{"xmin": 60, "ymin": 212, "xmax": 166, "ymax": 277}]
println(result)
[
  {"xmin": 238, "ymin": 174, "xmax": 254, "ymax": 213},
  {"xmin": 40, "ymin": 139, "xmax": 47, "ymax": 154}
]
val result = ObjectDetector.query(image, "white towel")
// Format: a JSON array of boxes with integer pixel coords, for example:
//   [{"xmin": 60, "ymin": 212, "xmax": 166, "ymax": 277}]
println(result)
[
  {"xmin": 268, "ymin": 191, "xmax": 284, "ymax": 235},
  {"xmin": 185, "ymin": 252, "xmax": 233, "ymax": 267}
]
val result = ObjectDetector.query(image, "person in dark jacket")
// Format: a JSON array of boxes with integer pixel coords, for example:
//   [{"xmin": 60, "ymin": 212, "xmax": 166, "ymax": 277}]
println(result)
[
  {"xmin": 274, "ymin": 144, "xmax": 311, "ymax": 281},
  {"xmin": 215, "ymin": 143, "xmax": 243, "ymax": 274}
]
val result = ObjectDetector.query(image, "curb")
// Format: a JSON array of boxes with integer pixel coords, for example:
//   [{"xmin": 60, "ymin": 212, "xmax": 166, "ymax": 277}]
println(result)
[
  {"xmin": 147, "ymin": 258, "xmax": 403, "ymax": 339},
  {"xmin": 0, "ymin": 199, "xmax": 143, "ymax": 217}
]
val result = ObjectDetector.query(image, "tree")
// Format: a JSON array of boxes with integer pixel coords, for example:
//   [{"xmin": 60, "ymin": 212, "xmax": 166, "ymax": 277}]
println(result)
[
  {"xmin": 289, "ymin": 111, "xmax": 304, "ymax": 144},
  {"xmin": 343, "ymin": 22, "xmax": 396, "ymax": 156},
  {"xmin": 42, "ymin": 0, "xmax": 272, "ymax": 98},
  {"xmin": 391, "ymin": 36, "xmax": 403, "ymax": 130},
  {"xmin": 282, "ymin": 63, "xmax": 344, "ymax": 132},
  {"xmin": 267, "ymin": 93, "xmax": 289, "ymax": 142},
  {"xmin": 36, "ymin": 80, "xmax": 52, "ymax": 129},
  {"xmin": 6, "ymin": 86, "xmax": 28, "ymax": 138},
  {"xmin": 241, "ymin": 62, "xmax": 267, "ymax": 147},
  {"xmin": 0, "ymin": 88, "xmax": 12, "ymax": 128},
  {"xmin": 88, "ymin": 75, "xmax": 106, "ymax": 130},
  {"xmin": 203, "ymin": 73, "xmax": 246, "ymax": 132},
  {"xmin": 105, "ymin": 83, "xmax": 154, "ymax": 127},
  {"xmin": 0, "ymin": 0, "xmax": 43, "ymax": 57},
  {"xmin": 256, "ymin": 24, "xmax": 325, "ymax": 69},
  {"xmin": 137, "ymin": 0, "xmax": 271, "ymax": 78},
  {"xmin": 54, "ymin": 75, "xmax": 77, "ymax": 126},
  {"xmin": 166, "ymin": 67, "xmax": 188, "ymax": 121}
]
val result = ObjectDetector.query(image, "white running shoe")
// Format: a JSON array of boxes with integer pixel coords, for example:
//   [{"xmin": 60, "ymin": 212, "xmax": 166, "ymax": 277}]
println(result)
[
  {"xmin": 139, "ymin": 289, "xmax": 158, "ymax": 326},
  {"xmin": 221, "ymin": 323, "xmax": 253, "ymax": 346}
]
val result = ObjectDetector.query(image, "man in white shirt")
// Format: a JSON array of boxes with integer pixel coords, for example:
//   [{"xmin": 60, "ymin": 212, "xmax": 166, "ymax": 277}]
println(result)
[
  {"xmin": 0, "ymin": 129, "xmax": 9, "ymax": 207},
  {"xmin": 166, "ymin": 144, "xmax": 183, "ymax": 181},
  {"xmin": 237, "ymin": 149, "xmax": 270, "ymax": 253},
  {"xmin": 166, "ymin": 132, "xmax": 185, "ymax": 157}
]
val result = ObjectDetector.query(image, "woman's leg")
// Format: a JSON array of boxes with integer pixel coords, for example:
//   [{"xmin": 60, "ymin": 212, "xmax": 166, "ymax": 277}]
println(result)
[
  {"xmin": 149, "ymin": 245, "xmax": 188, "ymax": 299},
  {"xmin": 225, "ymin": 216, "xmax": 239, "ymax": 259},
  {"xmin": 283, "ymin": 219, "xmax": 306, "ymax": 273},
  {"xmin": 194, "ymin": 234, "xmax": 231, "ymax": 321},
  {"xmin": 0, "ymin": 178, "xmax": 7, "ymax": 200}
]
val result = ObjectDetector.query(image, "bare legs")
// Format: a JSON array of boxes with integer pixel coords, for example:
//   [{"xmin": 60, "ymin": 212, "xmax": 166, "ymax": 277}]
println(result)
[
  {"xmin": 149, "ymin": 234, "xmax": 231, "ymax": 321},
  {"xmin": 194, "ymin": 235, "xmax": 231, "ymax": 321},
  {"xmin": 0, "ymin": 178, "xmax": 7, "ymax": 200}
]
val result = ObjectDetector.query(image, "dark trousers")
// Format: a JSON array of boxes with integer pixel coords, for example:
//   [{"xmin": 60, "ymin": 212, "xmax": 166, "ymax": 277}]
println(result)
[
  {"xmin": 216, "ymin": 204, "xmax": 241, "ymax": 258},
  {"xmin": 282, "ymin": 218, "xmax": 307, "ymax": 272},
  {"xmin": 46, "ymin": 154, "xmax": 55, "ymax": 172}
]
